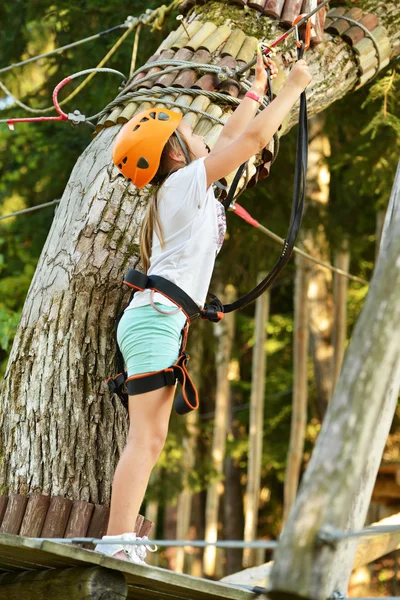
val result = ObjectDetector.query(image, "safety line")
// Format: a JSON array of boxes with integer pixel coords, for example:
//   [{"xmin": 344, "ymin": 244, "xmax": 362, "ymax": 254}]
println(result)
[
  {"xmin": 33, "ymin": 537, "xmax": 279, "ymax": 549},
  {"xmin": 0, "ymin": 23, "xmax": 127, "ymax": 75},
  {"xmin": 233, "ymin": 204, "xmax": 369, "ymax": 285},
  {"xmin": 0, "ymin": 200, "xmax": 60, "ymax": 222}
]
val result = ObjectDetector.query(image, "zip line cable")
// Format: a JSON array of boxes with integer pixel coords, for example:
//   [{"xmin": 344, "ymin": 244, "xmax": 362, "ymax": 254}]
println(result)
[
  {"xmin": 33, "ymin": 537, "xmax": 279, "ymax": 549},
  {"xmin": 0, "ymin": 23, "xmax": 129, "ymax": 75},
  {"xmin": 0, "ymin": 200, "xmax": 60, "ymax": 221},
  {"xmin": 0, "ymin": 199, "xmax": 369, "ymax": 285}
]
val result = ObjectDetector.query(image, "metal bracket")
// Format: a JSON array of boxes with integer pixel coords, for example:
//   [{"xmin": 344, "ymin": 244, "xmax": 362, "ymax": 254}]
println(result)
[{"xmin": 68, "ymin": 109, "xmax": 86, "ymax": 127}]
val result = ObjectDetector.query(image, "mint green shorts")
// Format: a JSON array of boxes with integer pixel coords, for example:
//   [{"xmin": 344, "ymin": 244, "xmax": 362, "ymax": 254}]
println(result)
[{"xmin": 117, "ymin": 303, "xmax": 187, "ymax": 377}]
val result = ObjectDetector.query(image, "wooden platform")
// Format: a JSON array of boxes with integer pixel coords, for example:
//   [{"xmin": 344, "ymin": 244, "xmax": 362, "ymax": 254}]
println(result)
[{"xmin": 0, "ymin": 533, "xmax": 257, "ymax": 600}]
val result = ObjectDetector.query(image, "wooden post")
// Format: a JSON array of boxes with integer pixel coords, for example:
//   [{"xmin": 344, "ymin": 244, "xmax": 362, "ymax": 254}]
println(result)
[
  {"xmin": 283, "ymin": 254, "xmax": 310, "ymax": 525},
  {"xmin": 203, "ymin": 285, "xmax": 236, "ymax": 578},
  {"xmin": 268, "ymin": 161, "xmax": 400, "ymax": 600},
  {"xmin": 331, "ymin": 239, "xmax": 350, "ymax": 391},
  {"xmin": 243, "ymin": 275, "xmax": 270, "ymax": 568},
  {"xmin": 176, "ymin": 320, "xmax": 204, "ymax": 574},
  {"xmin": 0, "ymin": 567, "xmax": 127, "ymax": 600}
]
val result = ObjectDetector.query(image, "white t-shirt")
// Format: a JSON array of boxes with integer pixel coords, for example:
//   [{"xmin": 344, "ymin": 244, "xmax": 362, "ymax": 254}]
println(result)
[{"xmin": 127, "ymin": 157, "xmax": 226, "ymax": 311}]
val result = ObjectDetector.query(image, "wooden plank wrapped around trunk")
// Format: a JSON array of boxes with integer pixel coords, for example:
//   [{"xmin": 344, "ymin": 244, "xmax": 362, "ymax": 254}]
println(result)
[
  {"xmin": 155, "ymin": 48, "xmax": 194, "ymax": 88},
  {"xmin": 195, "ymin": 104, "xmax": 224, "ymax": 138},
  {"xmin": 312, "ymin": 0, "xmax": 327, "ymax": 45},
  {"xmin": 172, "ymin": 94, "xmax": 194, "ymax": 115},
  {"xmin": 104, "ymin": 106, "xmax": 124, "ymax": 127},
  {"xmin": 184, "ymin": 96, "xmax": 212, "ymax": 130},
  {"xmin": 186, "ymin": 22, "xmax": 218, "ymax": 52},
  {"xmin": 301, "ymin": 0, "xmax": 326, "ymax": 45},
  {"xmin": 138, "ymin": 517, "xmax": 154, "ymax": 538},
  {"xmin": 263, "ymin": 0, "xmax": 286, "ymax": 19},
  {"xmin": 174, "ymin": 48, "xmax": 210, "ymax": 88},
  {"xmin": 228, "ymin": 0, "xmax": 247, "ymax": 6},
  {"xmin": 19, "ymin": 494, "xmax": 50, "ymax": 537},
  {"xmin": 158, "ymin": 25, "xmax": 185, "ymax": 52},
  {"xmin": 281, "ymin": 0, "xmax": 304, "ymax": 27},
  {"xmin": 0, "ymin": 566, "xmax": 127, "ymax": 600},
  {"xmin": 130, "ymin": 52, "xmax": 159, "ymax": 88},
  {"xmin": 172, "ymin": 20, "xmax": 203, "ymax": 50},
  {"xmin": 326, "ymin": 7, "xmax": 364, "ymax": 36},
  {"xmin": 64, "ymin": 500, "xmax": 94, "ymax": 539},
  {"xmin": 83, "ymin": 504, "xmax": 110, "ymax": 549},
  {"xmin": 40, "ymin": 496, "xmax": 73, "ymax": 538},
  {"xmin": 0, "ymin": 495, "xmax": 28, "ymax": 535},
  {"xmin": 342, "ymin": 13, "xmax": 380, "ymax": 46},
  {"xmin": 353, "ymin": 25, "xmax": 388, "ymax": 55},
  {"xmin": 324, "ymin": 7, "xmax": 345, "ymax": 31},
  {"xmin": 236, "ymin": 36, "xmax": 258, "ymax": 64},
  {"xmin": 116, "ymin": 102, "xmax": 139, "ymax": 124},
  {"xmin": 248, "ymin": 0, "xmax": 264, "ymax": 11},
  {"xmin": 138, "ymin": 49, "xmax": 175, "ymax": 89},
  {"xmin": 221, "ymin": 29, "xmax": 247, "ymax": 58},
  {"xmin": 0, "ymin": 498, "xmax": 8, "ymax": 527},
  {"xmin": 198, "ymin": 25, "xmax": 232, "ymax": 53}
]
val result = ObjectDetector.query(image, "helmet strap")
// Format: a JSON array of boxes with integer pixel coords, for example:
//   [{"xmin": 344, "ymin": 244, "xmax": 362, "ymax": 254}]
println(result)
[{"xmin": 174, "ymin": 130, "xmax": 192, "ymax": 165}]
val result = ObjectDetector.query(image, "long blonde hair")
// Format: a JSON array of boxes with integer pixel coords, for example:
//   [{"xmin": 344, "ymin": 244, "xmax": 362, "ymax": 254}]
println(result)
[{"xmin": 139, "ymin": 132, "xmax": 187, "ymax": 272}]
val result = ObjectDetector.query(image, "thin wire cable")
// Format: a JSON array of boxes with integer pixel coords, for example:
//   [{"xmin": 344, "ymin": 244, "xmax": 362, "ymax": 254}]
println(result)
[
  {"xmin": 0, "ymin": 24, "xmax": 126, "ymax": 75},
  {"xmin": 34, "ymin": 537, "xmax": 279, "ymax": 549},
  {"xmin": 0, "ymin": 200, "xmax": 60, "ymax": 222}
]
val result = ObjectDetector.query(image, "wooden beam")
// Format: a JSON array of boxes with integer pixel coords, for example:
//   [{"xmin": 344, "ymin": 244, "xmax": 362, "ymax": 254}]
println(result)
[
  {"xmin": 283, "ymin": 254, "xmax": 310, "ymax": 524},
  {"xmin": 0, "ymin": 567, "xmax": 127, "ymax": 600},
  {"xmin": 268, "ymin": 160, "xmax": 400, "ymax": 600},
  {"xmin": 243, "ymin": 277, "xmax": 270, "ymax": 567},
  {"xmin": 353, "ymin": 513, "xmax": 400, "ymax": 569}
]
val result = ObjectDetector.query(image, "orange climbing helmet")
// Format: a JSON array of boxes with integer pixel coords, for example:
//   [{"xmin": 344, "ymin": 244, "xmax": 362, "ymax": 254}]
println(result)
[{"xmin": 112, "ymin": 108, "xmax": 183, "ymax": 188}]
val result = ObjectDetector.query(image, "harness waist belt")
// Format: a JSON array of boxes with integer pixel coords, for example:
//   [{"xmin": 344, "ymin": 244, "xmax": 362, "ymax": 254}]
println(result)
[{"xmin": 123, "ymin": 268, "xmax": 201, "ymax": 322}]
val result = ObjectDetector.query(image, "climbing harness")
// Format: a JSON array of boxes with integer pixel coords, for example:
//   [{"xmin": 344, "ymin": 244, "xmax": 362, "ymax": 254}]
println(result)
[{"xmin": 107, "ymin": 268, "xmax": 224, "ymax": 415}]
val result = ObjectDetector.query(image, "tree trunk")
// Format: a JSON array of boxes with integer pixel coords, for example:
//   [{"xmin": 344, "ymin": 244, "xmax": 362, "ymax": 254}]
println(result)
[
  {"xmin": 1, "ymin": 0, "xmax": 399, "ymax": 502},
  {"xmin": 331, "ymin": 240, "xmax": 350, "ymax": 391},
  {"xmin": 283, "ymin": 254, "xmax": 310, "ymax": 524},
  {"xmin": 243, "ymin": 280, "xmax": 270, "ymax": 568},
  {"xmin": 303, "ymin": 116, "xmax": 333, "ymax": 418},
  {"xmin": 203, "ymin": 285, "xmax": 236, "ymax": 578},
  {"xmin": 0, "ymin": 128, "xmax": 139, "ymax": 502},
  {"xmin": 268, "ymin": 162, "xmax": 400, "ymax": 600},
  {"xmin": 175, "ymin": 321, "xmax": 204, "ymax": 574}
]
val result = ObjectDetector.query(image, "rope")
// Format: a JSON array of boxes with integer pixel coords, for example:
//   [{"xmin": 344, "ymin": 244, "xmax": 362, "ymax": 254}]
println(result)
[
  {"xmin": 232, "ymin": 204, "xmax": 369, "ymax": 285},
  {"xmin": 0, "ymin": 200, "xmax": 60, "ymax": 222},
  {"xmin": 328, "ymin": 15, "xmax": 382, "ymax": 79},
  {"xmin": 32, "ymin": 537, "xmax": 279, "ymax": 549},
  {"xmin": 130, "ymin": 24, "xmax": 142, "ymax": 77},
  {"xmin": 0, "ymin": 24, "xmax": 127, "ymax": 76}
]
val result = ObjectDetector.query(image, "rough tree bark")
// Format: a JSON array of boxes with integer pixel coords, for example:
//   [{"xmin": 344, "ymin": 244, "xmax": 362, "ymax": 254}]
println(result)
[{"xmin": 0, "ymin": 0, "xmax": 398, "ymax": 502}]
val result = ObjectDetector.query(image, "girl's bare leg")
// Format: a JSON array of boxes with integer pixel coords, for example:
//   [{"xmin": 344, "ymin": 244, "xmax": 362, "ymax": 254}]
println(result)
[{"xmin": 106, "ymin": 385, "xmax": 175, "ymax": 535}]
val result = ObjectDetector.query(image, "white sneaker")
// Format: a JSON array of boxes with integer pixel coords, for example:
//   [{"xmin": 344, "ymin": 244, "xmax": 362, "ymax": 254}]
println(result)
[
  {"xmin": 94, "ymin": 532, "xmax": 157, "ymax": 565},
  {"xmin": 133, "ymin": 535, "xmax": 158, "ymax": 564}
]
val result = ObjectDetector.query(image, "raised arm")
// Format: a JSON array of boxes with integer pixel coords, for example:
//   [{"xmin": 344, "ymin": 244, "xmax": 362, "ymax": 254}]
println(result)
[
  {"xmin": 204, "ymin": 59, "xmax": 312, "ymax": 189},
  {"xmin": 211, "ymin": 53, "xmax": 278, "ymax": 154}
]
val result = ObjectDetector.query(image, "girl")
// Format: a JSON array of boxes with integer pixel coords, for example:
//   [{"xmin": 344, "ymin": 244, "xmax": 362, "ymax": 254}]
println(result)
[{"xmin": 95, "ymin": 53, "xmax": 312, "ymax": 564}]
